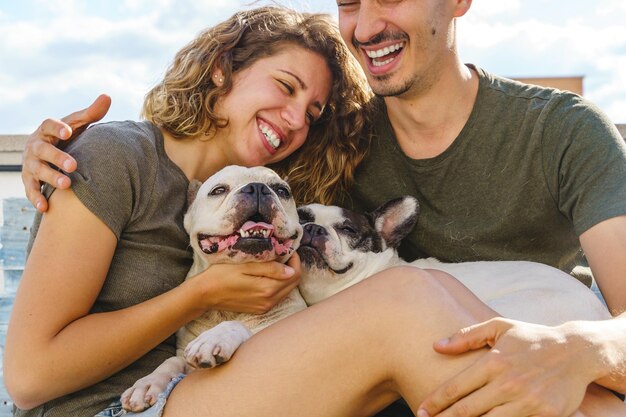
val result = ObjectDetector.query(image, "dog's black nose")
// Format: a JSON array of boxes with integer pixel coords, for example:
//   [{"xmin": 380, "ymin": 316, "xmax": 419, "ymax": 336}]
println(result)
[
  {"xmin": 238, "ymin": 182, "xmax": 274, "ymax": 223},
  {"xmin": 304, "ymin": 223, "xmax": 327, "ymax": 237},
  {"xmin": 301, "ymin": 223, "xmax": 328, "ymax": 246},
  {"xmin": 240, "ymin": 182, "xmax": 272, "ymax": 196}
]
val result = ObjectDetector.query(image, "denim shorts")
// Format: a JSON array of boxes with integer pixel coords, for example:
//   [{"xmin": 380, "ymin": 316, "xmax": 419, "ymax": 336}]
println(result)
[{"xmin": 94, "ymin": 373, "xmax": 186, "ymax": 417}]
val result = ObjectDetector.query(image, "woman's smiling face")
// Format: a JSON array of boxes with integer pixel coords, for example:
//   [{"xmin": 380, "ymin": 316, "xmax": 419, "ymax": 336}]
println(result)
[{"xmin": 213, "ymin": 45, "xmax": 333, "ymax": 167}]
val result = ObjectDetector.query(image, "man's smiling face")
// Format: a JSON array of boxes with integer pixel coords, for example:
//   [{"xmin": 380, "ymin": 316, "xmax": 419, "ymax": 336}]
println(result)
[{"xmin": 336, "ymin": 0, "xmax": 471, "ymax": 98}]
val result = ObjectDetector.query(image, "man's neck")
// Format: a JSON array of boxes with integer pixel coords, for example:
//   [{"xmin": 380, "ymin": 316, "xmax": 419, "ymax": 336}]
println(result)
[{"xmin": 384, "ymin": 63, "xmax": 479, "ymax": 160}]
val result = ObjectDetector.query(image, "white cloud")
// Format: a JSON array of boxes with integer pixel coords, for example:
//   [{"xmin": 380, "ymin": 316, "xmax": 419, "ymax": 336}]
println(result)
[
  {"xmin": 466, "ymin": 0, "xmax": 521, "ymax": 18},
  {"xmin": 458, "ymin": 2, "xmax": 626, "ymax": 122},
  {"xmin": 1, "ymin": 0, "xmax": 625, "ymax": 133}
]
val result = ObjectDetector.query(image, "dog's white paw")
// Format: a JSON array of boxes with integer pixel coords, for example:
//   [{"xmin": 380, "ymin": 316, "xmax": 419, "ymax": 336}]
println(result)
[
  {"xmin": 184, "ymin": 321, "xmax": 252, "ymax": 368},
  {"xmin": 121, "ymin": 371, "xmax": 171, "ymax": 412},
  {"xmin": 120, "ymin": 356, "xmax": 186, "ymax": 412}
]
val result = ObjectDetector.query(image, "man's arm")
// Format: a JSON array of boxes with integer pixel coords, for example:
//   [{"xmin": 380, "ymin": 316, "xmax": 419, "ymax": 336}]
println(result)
[
  {"xmin": 416, "ymin": 215, "xmax": 626, "ymax": 416},
  {"xmin": 580, "ymin": 215, "xmax": 626, "ymax": 315}
]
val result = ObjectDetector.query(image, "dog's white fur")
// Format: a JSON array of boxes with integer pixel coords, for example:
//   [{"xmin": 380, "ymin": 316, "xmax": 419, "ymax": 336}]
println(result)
[
  {"xmin": 297, "ymin": 197, "xmax": 610, "ymax": 325},
  {"xmin": 121, "ymin": 166, "xmax": 306, "ymax": 411}
]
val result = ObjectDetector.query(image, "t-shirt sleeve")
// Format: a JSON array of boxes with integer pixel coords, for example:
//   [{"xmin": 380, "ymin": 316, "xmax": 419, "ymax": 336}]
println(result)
[
  {"xmin": 45, "ymin": 123, "xmax": 154, "ymax": 239},
  {"xmin": 542, "ymin": 94, "xmax": 626, "ymax": 235}
]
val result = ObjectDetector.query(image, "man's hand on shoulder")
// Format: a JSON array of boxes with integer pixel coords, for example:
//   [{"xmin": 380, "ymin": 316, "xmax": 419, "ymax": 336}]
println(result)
[{"xmin": 22, "ymin": 94, "xmax": 111, "ymax": 212}]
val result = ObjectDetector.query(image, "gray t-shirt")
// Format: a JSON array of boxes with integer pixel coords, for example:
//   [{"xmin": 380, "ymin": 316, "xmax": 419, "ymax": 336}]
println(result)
[
  {"xmin": 18, "ymin": 121, "xmax": 193, "ymax": 417},
  {"xmin": 340, "ymin": 65, "xmax": 626, "ymax": 286}
]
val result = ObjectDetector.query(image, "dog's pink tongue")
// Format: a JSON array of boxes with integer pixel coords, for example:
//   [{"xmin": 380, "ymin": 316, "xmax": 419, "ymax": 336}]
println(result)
[{"xmin": 241, "ymin": 221, "xmax": 274, "ymax": 234}]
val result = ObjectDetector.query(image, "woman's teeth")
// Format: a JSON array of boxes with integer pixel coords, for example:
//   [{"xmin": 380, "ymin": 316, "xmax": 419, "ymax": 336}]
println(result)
[
  {"xmin": 365, "ymin": 42, "xmax": 404, "ymax": 67},
  {"xmin": 260, "ymin": 124, "xmax": 281, "ymax": 149}
]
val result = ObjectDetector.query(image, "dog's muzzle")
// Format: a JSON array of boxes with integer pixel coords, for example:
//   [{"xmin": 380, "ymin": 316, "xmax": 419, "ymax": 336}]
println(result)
[{"xmin": 197, "ymin": 182, "xmax": 298, "ymax": 257}]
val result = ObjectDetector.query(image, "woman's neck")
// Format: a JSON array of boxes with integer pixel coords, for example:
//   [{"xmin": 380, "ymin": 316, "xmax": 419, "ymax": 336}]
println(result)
[{"xmin": 161, "ymin": 129, "xmax": 227, "ymax": 182}]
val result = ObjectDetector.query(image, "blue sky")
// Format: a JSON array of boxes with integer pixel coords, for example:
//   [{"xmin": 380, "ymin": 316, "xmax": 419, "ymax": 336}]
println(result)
[{"xmin": 1, "ymin": 0, "xmax": 625, "ymax": 134}]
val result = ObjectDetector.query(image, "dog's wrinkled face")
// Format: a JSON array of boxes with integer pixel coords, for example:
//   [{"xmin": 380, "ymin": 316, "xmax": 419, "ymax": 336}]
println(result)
[
  {"xmin": 297, "ymin": 197, "xmax": 418, "ymax": 304},
  {"xmin": 184, "ymin": 165, "xmax": 302, "ymax": 265}
]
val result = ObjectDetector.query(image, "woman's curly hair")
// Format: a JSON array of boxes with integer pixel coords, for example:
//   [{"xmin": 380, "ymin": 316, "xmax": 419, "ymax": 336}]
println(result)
[{"xmin": 142, "ymin": 6, "xmax": 373, "ymax": 205}]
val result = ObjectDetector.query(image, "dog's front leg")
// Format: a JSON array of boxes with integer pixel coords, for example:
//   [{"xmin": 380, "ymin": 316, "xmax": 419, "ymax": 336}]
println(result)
[
  {"xmin": 121, "ymin": 356, "xmax": 189, "ymax": 412},
  {"xmin": 183, "ymin": 320, "xmax": 253, "ymax": 369}
]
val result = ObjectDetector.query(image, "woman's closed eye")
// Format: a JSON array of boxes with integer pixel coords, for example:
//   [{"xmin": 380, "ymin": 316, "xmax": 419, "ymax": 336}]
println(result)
[{"xmin": 278, "ymin": 80, "xmax": 295, "ymax": 95}]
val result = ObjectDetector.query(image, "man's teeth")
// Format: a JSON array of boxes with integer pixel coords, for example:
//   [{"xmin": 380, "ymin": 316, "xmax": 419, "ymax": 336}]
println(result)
[
  {"xmin": 239, "ymin": 228, "xmax": 271, "ymax": 238},
  {"xmin": 365, "ymin": 42, "xmax": 404, "ymax": 67},
  {"xmin": 260, "ymin": 124, "xmax": 281, "ymax": 150}
]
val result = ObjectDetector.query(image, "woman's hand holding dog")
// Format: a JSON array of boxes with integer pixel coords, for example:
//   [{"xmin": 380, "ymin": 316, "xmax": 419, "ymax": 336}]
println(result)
[{"xmin": 189, "ymin": 252, "xmax": 302, "ymax": 314}]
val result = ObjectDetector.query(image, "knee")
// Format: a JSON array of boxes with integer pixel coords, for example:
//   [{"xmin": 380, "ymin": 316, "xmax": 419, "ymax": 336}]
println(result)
[{"xmin": 357, "ymin": 266, "xmax": 452, "ymax": 312}]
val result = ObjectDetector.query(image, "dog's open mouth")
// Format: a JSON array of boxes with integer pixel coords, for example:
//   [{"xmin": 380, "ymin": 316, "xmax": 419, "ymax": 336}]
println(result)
[{"xmin": 197, "ymin": 221, "xmax": 295, "ymax": 256}]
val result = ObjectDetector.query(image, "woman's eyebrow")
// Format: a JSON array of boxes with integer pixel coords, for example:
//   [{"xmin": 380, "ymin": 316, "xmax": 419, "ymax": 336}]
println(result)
[{"xmin": 278, "ymin": 69, "xmax": 324, "ymax": 112}]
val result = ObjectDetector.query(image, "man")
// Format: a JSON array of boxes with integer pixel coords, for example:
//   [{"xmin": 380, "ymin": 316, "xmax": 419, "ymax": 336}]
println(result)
[
  {"xmin": 333, "ymin": 1, "xmax": 626, "ymax": 416},
  {"xmin": 19, "ymin": 1, "xmax": 626, "ymax": 416}
]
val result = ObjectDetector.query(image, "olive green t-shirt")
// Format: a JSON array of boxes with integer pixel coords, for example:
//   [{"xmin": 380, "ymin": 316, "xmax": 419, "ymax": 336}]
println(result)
[
  {"xmin": 340, "ymin": 65, "xmax": 626, "ymax": 285},
  {"xmin": 18, "ymin": 121, "xmax": 193, "ymax": 417}
]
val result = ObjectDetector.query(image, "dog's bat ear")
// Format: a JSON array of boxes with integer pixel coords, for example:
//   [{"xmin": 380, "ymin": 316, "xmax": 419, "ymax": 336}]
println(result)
[
  {"xmin": 187, "ymin": 179, "xmax": 203, "ymax": 206},
  {"xmin": 370, "ymin": 196, "xmax": 419, "ymax": 249}
]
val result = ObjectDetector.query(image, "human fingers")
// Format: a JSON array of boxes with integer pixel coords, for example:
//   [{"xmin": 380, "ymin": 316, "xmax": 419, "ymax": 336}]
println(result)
[
  {"xmin": 60, "ymin": 94, "xmax": 111, "ymax": 137},
  {"xmin": 22, "ymin": 175, "xmax": 48, "ymax": 213},
  {"xmin": 21, "ymin": 145, "xmax": 73, "ymax": 212},
  {"xmin": 241, "ymin": 260, "xmax": 297, "ymax": 282},
  {"xmin": 433, "ymin": 317, "xmax": 514, "ymax": 355},
  {"xmin": 417, "ymin": 353, "xmax": 495, "ymax": 417}
]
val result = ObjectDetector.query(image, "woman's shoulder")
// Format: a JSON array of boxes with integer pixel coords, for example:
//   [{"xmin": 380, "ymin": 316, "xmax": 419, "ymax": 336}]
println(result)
[
  {"xmin": 72, "ymin": 120, "xmax": 161, "ymax": 152},
  {"xmin": 65, "ymin": 120, "xmax": 164, "ymax": 168}
]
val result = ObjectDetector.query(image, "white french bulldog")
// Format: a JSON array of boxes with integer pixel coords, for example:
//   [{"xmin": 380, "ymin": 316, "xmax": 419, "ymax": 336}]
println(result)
[
  {"xmin": 121, "ymin": 165, "xmax": 306, "ymax": 412},
  {"xmin": 296, "ymin": 196, "xmax": 610, "ymax": 325}
]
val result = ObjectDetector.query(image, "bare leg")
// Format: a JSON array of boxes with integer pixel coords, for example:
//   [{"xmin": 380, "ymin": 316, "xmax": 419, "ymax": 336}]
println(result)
[{"xmin": 162, "ymin": 267, "xmax": 624, "ymax": 416}]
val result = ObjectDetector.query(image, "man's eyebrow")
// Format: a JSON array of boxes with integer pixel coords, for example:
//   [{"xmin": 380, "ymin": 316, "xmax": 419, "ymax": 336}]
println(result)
[{"xmin": 279, "ymin": 69, "xmax": 324, "ymax": 112}]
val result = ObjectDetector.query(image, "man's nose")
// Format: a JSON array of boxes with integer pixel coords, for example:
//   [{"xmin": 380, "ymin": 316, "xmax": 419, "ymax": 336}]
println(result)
[{"xmin": 354, "ymin": 1, "xmax": 386, "ymax": 45}]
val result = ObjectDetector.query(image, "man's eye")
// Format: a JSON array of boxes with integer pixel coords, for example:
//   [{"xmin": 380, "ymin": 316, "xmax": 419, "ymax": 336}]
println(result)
[{"xmin": 337, "ymin": 1, "xmax": 359, "ymax": 9}]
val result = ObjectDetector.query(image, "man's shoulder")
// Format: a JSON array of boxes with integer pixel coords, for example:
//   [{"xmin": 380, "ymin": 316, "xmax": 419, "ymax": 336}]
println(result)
[{"xmin": 474, "ymin": 65, "xmax": 576, "ymax": 105}]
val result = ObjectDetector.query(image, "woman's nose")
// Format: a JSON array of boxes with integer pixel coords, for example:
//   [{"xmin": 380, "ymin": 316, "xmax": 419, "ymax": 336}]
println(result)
[{"xmin": 281, "ymin": 102, "xmax": 307, "ymax": 131}]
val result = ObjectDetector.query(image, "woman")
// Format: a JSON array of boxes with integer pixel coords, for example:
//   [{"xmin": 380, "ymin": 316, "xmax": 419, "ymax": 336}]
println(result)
[{"xmin": 4, "ymin": 6, "xmax": 371, "ymax": 416}]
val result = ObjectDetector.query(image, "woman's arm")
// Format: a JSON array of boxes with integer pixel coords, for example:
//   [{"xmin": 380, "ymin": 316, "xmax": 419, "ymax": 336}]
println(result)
[{"xmin": 4, "ymin": 187, "xmax": 300, "ymax": 409}]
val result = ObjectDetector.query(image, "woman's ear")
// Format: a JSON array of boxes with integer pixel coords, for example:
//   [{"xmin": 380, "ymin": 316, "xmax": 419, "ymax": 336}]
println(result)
[{"xmin": 212, "ymin": 67, "xmax": 225, "ymax": 86}]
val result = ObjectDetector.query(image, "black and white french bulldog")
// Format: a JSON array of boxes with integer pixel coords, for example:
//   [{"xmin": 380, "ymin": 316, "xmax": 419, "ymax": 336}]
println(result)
[
  {"xmin": 296, "ymin": 196, "xmax": 610, "ymax": 325},
  {"xmin": 122, "ymin": 165, "xmax": 306, "ymax": 411}
]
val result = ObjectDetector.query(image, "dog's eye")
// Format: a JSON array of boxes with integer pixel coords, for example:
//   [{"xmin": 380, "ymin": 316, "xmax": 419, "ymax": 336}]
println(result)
[
  {"xmin": 209, "ymin": 186, "xmax": 227, "ymax": 196},
  {"xmin": 339, "ymin": 225, "xmax": 357, "ymax": 234},
  {"xmin": 275, "ymin": 186, "xmax": 291, "ymax": 199}
]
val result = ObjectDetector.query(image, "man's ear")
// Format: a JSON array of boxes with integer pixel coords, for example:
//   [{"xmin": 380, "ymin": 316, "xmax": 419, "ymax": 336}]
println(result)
[
  {"xmin": 453, "ymin": 0, "xmax": 472, "ymax": 17},
  {"xmin": 212, "ymin": 67, "xmax": 225, "ymax": 86},
  {"xmin": 369, "ymin": 196, "xmax": 419, "ymax": 249}
]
